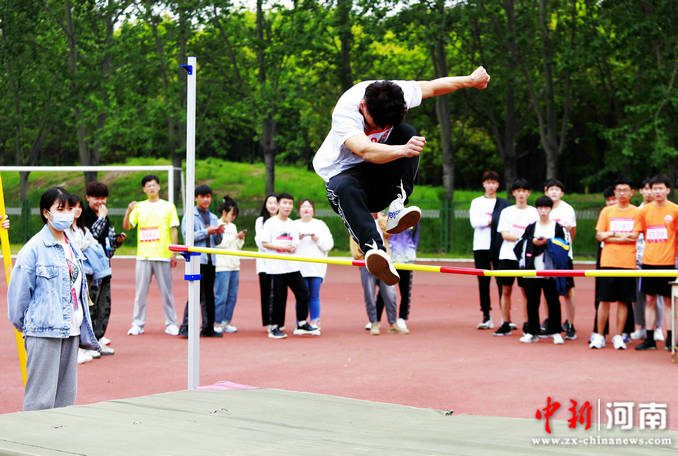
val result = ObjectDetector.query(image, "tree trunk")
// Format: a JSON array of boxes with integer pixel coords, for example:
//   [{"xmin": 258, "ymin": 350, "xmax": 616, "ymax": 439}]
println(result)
[
  {"xmin": 337, "ymin": 0, "xmax": 353, "ymax": 91},
  {"xmin": 262, "ymin": 116, "xmax": 276, "ymax": 194}
]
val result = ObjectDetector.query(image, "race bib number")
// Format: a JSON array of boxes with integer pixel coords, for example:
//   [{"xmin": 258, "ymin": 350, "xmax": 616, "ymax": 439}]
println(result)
[
  {"xmin": 510, "ymin": 224, "xmax": 526, "ymax": 239},
  {"xmin": 367, "ymin": 127, "xmax": 393, "ymax": 144},
  {"xmin": 646, "ymin": 225, "xmax": 668, "ymax": 243},
  {"xmin": 609, "ymin": 218, "xmax": 634, "ymax": 233},
  {"xmin": 139, "ymin": 226, "xmax": 160, "ymax": 243}
]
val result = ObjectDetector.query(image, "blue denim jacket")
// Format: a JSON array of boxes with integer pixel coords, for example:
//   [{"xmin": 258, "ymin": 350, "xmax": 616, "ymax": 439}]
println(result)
[
  {"xmin": 82, "ymin": 242, "xmax": 112, "ymax": 280},
  {"xmin": 7, "ymin": 225, "xmax": 100, "ymax": 350},
  {"xmin": 181, "ymin": 207, "xmax": 223, "ymax": 265}
]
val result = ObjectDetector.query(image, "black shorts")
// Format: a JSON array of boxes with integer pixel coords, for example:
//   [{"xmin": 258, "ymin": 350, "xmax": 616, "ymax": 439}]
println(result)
[
  {"xmin": 640, "ymin": 264, "xmax": 675, "ymax": 297},
  {"xmin": 497, "ymin": 259, "xmax": 527, "ymax": 288},
  {"xmin": 596, "ymin": 269, "xmax": 636, "ymax": 303},
  {"xmin": 564, "ymin": 257, "xmax": 575, "ymax": 290}
]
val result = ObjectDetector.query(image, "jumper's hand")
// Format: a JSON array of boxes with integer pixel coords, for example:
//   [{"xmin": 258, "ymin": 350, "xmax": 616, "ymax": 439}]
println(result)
[
  {"xmin": 469, "ymin": 66, "xmax": 490, "ymax": 89},
  {"xmin": 402, "ymin": 136, "xmax": 426, "ymax": 158}
]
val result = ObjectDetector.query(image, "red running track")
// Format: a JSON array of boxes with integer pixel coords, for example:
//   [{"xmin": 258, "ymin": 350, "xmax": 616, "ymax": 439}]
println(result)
[{"xmin": 1, "ymin": 257, "xmax": 676, "ymax": 429}]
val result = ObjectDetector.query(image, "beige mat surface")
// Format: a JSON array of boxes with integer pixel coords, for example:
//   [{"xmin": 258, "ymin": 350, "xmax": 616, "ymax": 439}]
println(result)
[{"xmin": 0, "ymin": 388, "xmax": 675, "ymax": 455}]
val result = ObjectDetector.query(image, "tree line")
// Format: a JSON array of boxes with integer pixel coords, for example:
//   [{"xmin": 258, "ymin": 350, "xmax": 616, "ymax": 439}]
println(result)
[{"xmin": 1, "ymin": 0, "xmax": 676, "ymax": 202}]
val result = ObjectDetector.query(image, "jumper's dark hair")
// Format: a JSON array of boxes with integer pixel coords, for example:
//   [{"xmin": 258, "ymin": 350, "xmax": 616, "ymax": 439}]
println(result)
[
  {"xmin": 298, "ymin": 198, "xmax": 315, "ymax": 216},
  {"xmin": 219, "ymin": 195, "xmax": 239, "ymax": 217},
  {"xmin": 277, "ymin": 192, "xmax": 294, "ymax": 202},
  {"xmin": 195, "ymin": 184, "xmax": 212, "ymax": 197},
  {"xmin": 40, "ymin": 187, "xmax": 69, "ymax": 224},
  {"xmin": 535, "ymin": 195, "xmax": 553, "ymax": 208},
  {"xmin": 259, "ymin": 193, "xmax": 278, "ymax": 222},
  {"xmin": 544, "ymin": 178, "xmax": 565, "ymax": 192},
  {"xmin": 603, "ymin": 186, "xmax": 615, "ymax": 199},
  {"xmin": 364, "ymin": 81, "xmax": 407, "ymax": 128},
  {"xmin": 511, "ymin": 178, "xmax": 531, "ymax": 192},
  {"xmin": 650, "ymin": 174, "xmax": 671, "ymax": 189},
  {"xmin": 85, "ymin": 181, "xmax": 109, "ymax": 197},
  {"xmin": 67, "ymin": 194, "xmax": 86, "ymax": 232},
  {"xmin": 482, "ymin": 170, "xmax": 500, "ymax": 183},
  {"xmin": 141, "ymin": 174, "xmax": 160, "ymax": 187},
  {"xmin": 641, "ymin": 177, "xmax": 652, "ymax": 188},
  {"xmin": 614, "ymin": 176, "xmax": 634, "ymax": 188}
]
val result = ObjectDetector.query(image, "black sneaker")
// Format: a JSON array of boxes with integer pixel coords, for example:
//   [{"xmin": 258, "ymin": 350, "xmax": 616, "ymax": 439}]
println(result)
[
  {"xmin": 635, "ymin": 339, "xmax": 657, "ymax": 351},
  {"xmin": 493, "ymin": 322, "xmax": 512, "ymax": 336},
  {"xmin": 541, "ymin": 318, "xmax": 549, "ymax": 333},
  {"xmin": 268, "ymin": 327, "xmax": 287, "ymax": 339},
  {"xmin": 201, "ymin": 329, "xmax": 223, "ymax": 338},
  {"xmin": 293, "ymin": 322, "xmax": 321, "ymax": 336},
  {"xmin": 178, "ymin": 328, "xmax": 188, "ymax": 338},
  {"xmin": 565, "ymin": 323, "xmax": 577, "ymax": 340},
  {"xmin": 562, "ymin": 320, "xmax": 569, "ymax": 332},
  {"xmin": 666, "ymin": 342, "xmax": 673, "ymax": 352},
  {"xmin": 522, "ymin": 322, "xmax": 529, "ymax": 336}
]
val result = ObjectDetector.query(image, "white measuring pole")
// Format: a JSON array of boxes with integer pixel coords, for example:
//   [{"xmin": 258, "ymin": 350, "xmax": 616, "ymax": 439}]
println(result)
[{"xmin": 184, "ymin": 56, "xmax": 200, "ymax": 388}]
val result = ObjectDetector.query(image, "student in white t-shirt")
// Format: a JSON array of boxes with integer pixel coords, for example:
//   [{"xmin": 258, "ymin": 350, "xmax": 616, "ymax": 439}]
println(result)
[
  {"xmin": 470, "ymin": 170, "xmax": 508, "ymax": 330},
  {"xmin": 314, "ymin": 67, "xmax": 490, "ymax": 287},
  {"xmin": 493, "ymin": 178, "xmax": 538, "ymax": 337},
  {"xmin": 261, "ymin": 193, "xmax": 318, "ymax": 339},
  {"xmin": 544, "ymin": 179, "xmax": 578, "ymax": 340}
]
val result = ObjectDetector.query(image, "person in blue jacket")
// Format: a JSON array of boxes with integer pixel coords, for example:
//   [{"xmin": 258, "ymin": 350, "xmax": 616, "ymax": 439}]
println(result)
[{"xmin": 7, "ymin": 187, "xmax": 100, "ymax": 410}]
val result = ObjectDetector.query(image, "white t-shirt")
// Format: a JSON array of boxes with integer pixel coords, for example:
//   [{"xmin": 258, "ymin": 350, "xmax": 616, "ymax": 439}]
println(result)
[
  {"xmin": 294, "ymin": 218, "xmax": 334, "ymax": 279},
  {"xmin": 313, "ymin": 80, "xmax": 423, "ymax": 182},
  {"xmin": 549, "ymin": 200, "xmax": 576, "ymax": 259},
  {"xmin": 533, "ymin": 221, "xmax": 556, "ymax": 270},
  {"xmin": 261, "ymin": 216, "xmax": 300, "ymax": 275},
  {"xmin": 497, "ymin": 205, "xmax": 539, "ymax": 260},
  {"xmin": 58, "ymin": 240, "xmax": 83, "ymax": 336},
  {"xmin": 469, "ymin": 196, "xmax": 497, "ymax": 251},
  {"xmin": 215, "ymin": 221, "xmax": 244, "ymax": 272}
]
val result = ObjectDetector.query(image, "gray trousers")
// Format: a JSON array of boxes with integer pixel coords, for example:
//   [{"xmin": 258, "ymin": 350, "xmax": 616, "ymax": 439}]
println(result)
[
  {"xmin": 360, "ymin": 267, "xmax": 397, "ymax": 324},
  {"xmin": 133, "ymin": 259, "xmax": 177, "ymax": 327},
  {"xmin": 23, "ymin": 336, "xmax": 79, "ymax": 411}
]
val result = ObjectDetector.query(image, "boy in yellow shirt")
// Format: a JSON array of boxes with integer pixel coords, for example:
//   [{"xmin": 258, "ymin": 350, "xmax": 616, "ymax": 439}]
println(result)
[{"xmin": 123, "ymin": 175, "xmax": 180, "ymax": 336}]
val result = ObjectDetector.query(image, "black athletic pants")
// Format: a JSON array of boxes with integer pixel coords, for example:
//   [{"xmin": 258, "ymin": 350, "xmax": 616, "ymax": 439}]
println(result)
[
  {"xmin": 270, "ymin": 271, "xmax": 309, "ymax": 328},
  {"xmin": 87, "ymin": 275, "xmax": 111, "ymax": 340},
  {"xmin": 525, "ymin": 278, "xmax": 561, "ymax": 336},
  {"xmin": 180, "ymin": 263, "xmax": 216, "ymax": 335},
  {"xmin": 375, "ymin": 268, "xmax": 412, "ymax": 321},
  {"xmin": 473, "ymin": 250, "xmax": 502, "ymax": 319},
  {"xmin": 326, "ymin": 123, "xmax": 418, "ymax": 254}
]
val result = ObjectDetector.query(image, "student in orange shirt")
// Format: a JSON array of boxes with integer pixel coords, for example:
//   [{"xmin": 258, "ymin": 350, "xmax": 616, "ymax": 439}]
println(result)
[
  {"xmin": 591, "ymin": 177, "xmax": 641, "ymax": 350},
  {"xmin": 635, "ymin": 175, "xmax": 678, "ymax": 351}
]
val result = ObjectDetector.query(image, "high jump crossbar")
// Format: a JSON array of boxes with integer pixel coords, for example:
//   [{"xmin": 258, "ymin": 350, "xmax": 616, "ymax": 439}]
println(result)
[{"xmin": 168, "ymin": 245, "xmax": 678, "ymax": 278}]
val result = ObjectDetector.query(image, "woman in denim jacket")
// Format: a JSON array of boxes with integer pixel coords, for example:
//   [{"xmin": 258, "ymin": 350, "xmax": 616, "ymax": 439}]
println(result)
[{"xmin": 7, "ymin": 187, "xmax": 99, "ymax": 410}]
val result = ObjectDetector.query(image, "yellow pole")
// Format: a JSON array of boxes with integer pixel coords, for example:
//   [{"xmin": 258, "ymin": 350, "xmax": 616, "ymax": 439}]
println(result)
[{"xmin": 0, "ymin": 174, "xmax": 27, "ymax": 386}]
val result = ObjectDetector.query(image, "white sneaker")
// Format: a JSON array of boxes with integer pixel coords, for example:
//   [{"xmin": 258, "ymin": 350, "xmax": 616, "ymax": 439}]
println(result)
[
  {"xmin": 508, "ymin": 322, "xmax": 518, "ymax": 330},
  {"xmin": 654, "ymin": 328, "xmax": 665, "ymax": 341},
  {"xmin": 213, "ymin": 324, "xmax": 224, "ymax": 334},
  {"xmin": 364, "ymin": 322, "xmax": 372, "ymax": 331},
  {"xmin": 520, "ymin": 333, "xmax": 539, "ymax": 343},
  {"xmin": 553, "ymin": 333, "xmax": 565, "ymax": 345},
  {"xmin": 612, "ymin": 334, "xmax": 627, "ymax": 350},
  {"xmin": 631, "ymin": 328, "xmax": 647, "ymax": 340},
  {"xmin": 127, "ymin": 325, "xmax": 144, "ymax": 336},
  {"xmin": 77, "ymin": 348, "xmax": 93, "ymax": 364},
  {"xmin": 99, "ymin": 344, "xmax": 115, "ymax": 355},
  {"xmin": 396, "ymin": 318, "xmax": 408, "ymax": 331},
  {"xmin": 589, "ymin": 333, "xmax": 605, "ymax": 349},
  {"xmin": 99, "ymin": 336, "xmax": 111, "ymax": 345},
  {"xmin": 224, "ymin": 324, "xmax": 238, "ymax": 334},
  {"xmin": 385, "ymin": 181, "xmax": 421, "ymax": 234},
  {"xmin": 477, "ymin": 319, "xmax": 494, "ymax": 330},
  {"xmin": 364, "ymin": 241, "xmax": 399, "ymax": 285},
  {"xmin": 165, "ymin": 324, "xmax": 179, "ymax": 336},
  {"xmin": 86, "ymin": 349, "xmax": 101, "ymax": 359}
]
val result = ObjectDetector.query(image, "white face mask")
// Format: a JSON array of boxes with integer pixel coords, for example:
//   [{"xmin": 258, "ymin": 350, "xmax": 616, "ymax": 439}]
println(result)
[{"xmin": 48, "ymin": 211, "xmax": 74, "ymax": 231}]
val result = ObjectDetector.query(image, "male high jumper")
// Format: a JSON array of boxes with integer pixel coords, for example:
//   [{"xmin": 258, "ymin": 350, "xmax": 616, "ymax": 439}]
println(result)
[{"xmin": 313, "ymin": 67, "xmax": 490, "ymax": 285}]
